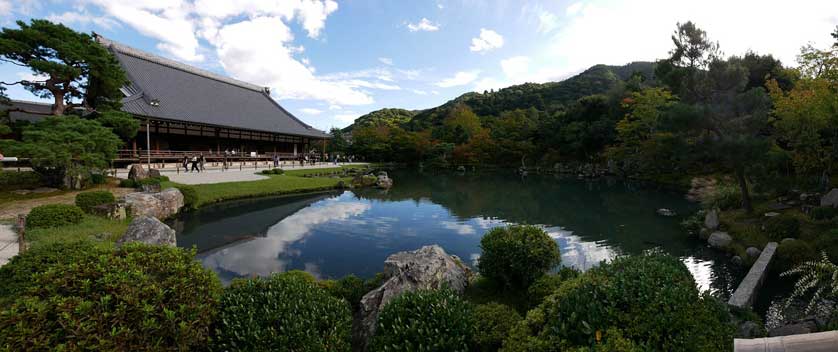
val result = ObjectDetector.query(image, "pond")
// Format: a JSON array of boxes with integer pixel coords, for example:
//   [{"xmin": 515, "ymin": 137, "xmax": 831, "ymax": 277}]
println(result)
[{"xmin": 174, "ymin": 169, "xmax": 751, "ymax": 299}]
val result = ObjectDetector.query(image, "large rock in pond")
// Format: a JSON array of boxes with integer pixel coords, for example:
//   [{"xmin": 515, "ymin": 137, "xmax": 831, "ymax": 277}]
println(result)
[
  {"xmin": 821, "ymin": 188, "xmax": 838, "ymax": 208},
  {"xmin": 355, "ymin": 245, "xmax": 472, "ymax": 350},
  {"xmin": 128, "ymin": 164, "xmax": 148, "ymax": 181},
  {"xmin": 117, "ymin": 215, "xmax": 176, "ymax": 247},
  {"xmin": 746, "ymin": 246, "xmax": 762, "ymax": 259},
  {"xmin": 376, "ymin": 175, "xmax": 393, "ymax": 189},
  {"xmin": 708, "ymin": 231, "xmax": 732, "ymax": 249},
  {"xmin": 122, "ymin": 188, "xmax": 184, "ymax": 220},
  {"xmin": 704, "ymin": 209, "xmax": 720, "ymax": 231}
]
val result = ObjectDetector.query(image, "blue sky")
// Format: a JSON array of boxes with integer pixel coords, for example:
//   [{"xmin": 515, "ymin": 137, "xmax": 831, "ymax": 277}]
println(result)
[{"xmin": 1, "ymin": 0, "xmax": 836, "ymax": 131}]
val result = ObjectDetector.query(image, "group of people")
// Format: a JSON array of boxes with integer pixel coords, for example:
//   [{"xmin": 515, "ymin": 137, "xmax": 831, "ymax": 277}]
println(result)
[{"xmin": 182, "ymin": 154, "xmax": 205, "ymax": 172}]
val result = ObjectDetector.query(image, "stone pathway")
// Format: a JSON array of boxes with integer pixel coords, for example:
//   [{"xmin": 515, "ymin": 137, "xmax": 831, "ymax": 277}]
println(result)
[
  {"xmin": 0, "ymin": 224, "xmax": 18, "ymax": 266},
  {"xmin": 119, "ymin": 163, "xmax": 368, "ymax": 185}
]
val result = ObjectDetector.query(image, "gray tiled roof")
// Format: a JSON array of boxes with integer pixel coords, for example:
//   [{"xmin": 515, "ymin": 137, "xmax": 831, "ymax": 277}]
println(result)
[{"xmin": 96, "ymin": 35, "xmax": 329, "ymax": 139}]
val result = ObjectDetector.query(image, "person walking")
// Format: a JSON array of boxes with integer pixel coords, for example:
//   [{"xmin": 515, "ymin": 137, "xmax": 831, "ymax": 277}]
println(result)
[
  {"xmin": 273, "ymin": 154, "xmax": 279, "ymax": 168},
  {"xmin": 182, "ymin": 156, "xmax": 189, "ymax": 172},
  {"xmin": 190, "ymin": 155, "xmax": 200, "ymax": 173},
  {"xmin": 199, "ymin": 153, "xmax": 206, "ymax": 172}
]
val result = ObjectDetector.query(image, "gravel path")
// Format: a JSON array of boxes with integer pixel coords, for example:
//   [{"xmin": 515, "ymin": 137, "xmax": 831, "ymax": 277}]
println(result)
[
  {"xmin": 0, "ymin": 187, "xmax": 135, "ymax": 221},
  {"xmin": 167, "ymin": 170, "xmax": 269, "ymax": 185},
  {"xmin": 0, "ymin": 224, "xmax": 18, "ymax": 266}
]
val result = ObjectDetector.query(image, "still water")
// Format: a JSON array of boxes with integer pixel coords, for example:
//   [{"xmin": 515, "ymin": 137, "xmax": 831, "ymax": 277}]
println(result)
[{"xmin": 174, "ymin": 169, "xmax": 748, "ymax": 299}]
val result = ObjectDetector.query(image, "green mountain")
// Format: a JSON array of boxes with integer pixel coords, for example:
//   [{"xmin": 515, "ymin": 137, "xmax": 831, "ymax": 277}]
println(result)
[{"xmin": 344, "ymin": 61, "xmax": 655, "ymax": 132}]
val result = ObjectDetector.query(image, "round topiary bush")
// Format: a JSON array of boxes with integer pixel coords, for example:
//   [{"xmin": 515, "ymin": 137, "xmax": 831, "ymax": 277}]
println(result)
[
  {"xmin": 472, "ymin": 303, "xmax": 521, "ymax": 352},
  {"xmin": 211, "ymin": 271, "xmax": 352, "ymax": 352},
  {"xmin": 25, "ymin": 204, "xmax": 85, "ymax": 229},
  {"xmin": 0, "ymin": 241, "xmax": 108, "ymax": 305},
  {"xmin": 478, "ymin": 225, "xmax": 561, "ymax": 289},
  {"xmin": 371, "ymin": 289, "xmax": 475, "ymax": 352},
  {"xmin": 74, "ymin": 190, "xmax": 115, "ymax": 213},
  {"xmin": 763, "ymin": 216, "xmax": 800, "ymax": 240},
  {"xmin": 501, "ymin": 253, "xmax": 733, "ymax": 352},
  {"xmin": 0, "ymin": 244, "xmax": 222, "ymax": 351}
]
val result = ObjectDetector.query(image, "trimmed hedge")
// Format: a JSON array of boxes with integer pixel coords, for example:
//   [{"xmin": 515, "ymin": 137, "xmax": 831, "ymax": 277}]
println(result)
[
  {"xmin": 74, "ymin": 190, "xmax": 115, "ymax": 213},
  {"xmin": 0, "ymin": 241, "xmax": 108, "ymax": 305},
  {"xmin": 0, "ymin": 171, "xmax": 42, "ymax": 191},
  {"xmin": 25, "ymin": 204, "xmax": 84, "ymax": 229},
  {"xmin": 211, "ymin": 271, "xmax": 352, "ymax": 352},
  {"xmin": 472, "ymin": 303, "xmax": 521, "ymax": 352},
  {"xmin": 0, "ymin": 244, "xmax": 222, "ymax": 351},
  {"xmin": 371, "ymin": 289, "xmax": 474, "ymax": 352},
  {"xmin": 260, "ymin": 168, "xmax": 285, "ymax": 175},
  {"xmin": 478, "ymin": 225, "xmax": 561, "ymax": 289},
  {"xmin": 501, "ymin": 253, "xmax": 734, "ymax": 352}
]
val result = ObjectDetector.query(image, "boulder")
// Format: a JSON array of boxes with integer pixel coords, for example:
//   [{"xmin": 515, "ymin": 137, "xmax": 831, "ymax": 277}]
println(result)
[
  {"xmin": 768, "ymin": 318, "xmax": 818, "ymax": 337},
  {"xmin": 764, "ymin": 212, "xmax": 781, "ymax": 217},
  {"xmin": 128, "ymin": 164, "xmax": 148, "ymax": 181},
  {"xmin": 90, "ymin": 202, "xmax": 128, "ymax": 220},
  {"xmin": 352, "ymin": 174, "xmax": 378, "ymax": 187},
  {"xmin": 355, "ymin": 245, "xmax": 472, "ymax": 350},
  {"xmin": 147, "ymin": 169, "xmax": 162, "ymax": 178},
  {"xmin": 376, "ymin": 175, "xmax": 393, "ymax": 189},
  {"xmin": 731, "ymin": 256, "xmax": 743, "ymax": 266},
  {"xmin": 737, "ymin": 321, "xmax": 763, "ymax": 338},
  {"xmin": 457, "ymin": 165, "xmax": 466, "ymax": 173},
  {"xmin": 656, "ymin": 208, "xmax": 676, "ymax": 217},
  {"xmin": 704, "ymin": 209, "xmax": 720, "ymax": 231},
  {"xmin": 746, "ymin": 247, "xmax": 762, "ymax": 259},
  {"xmin": 377, "ymin": 171, "xmax": 388, "ymax": 178},
  {"xmin": 708, "ymin": 231, "xmax": 732, "ymax": 249},
  {"xmin": 122, "ymin": 188, "xmax": 184, "ymax": 220},
  {"xmin": 821, "ymin": 188, "xmax": 838, "ymax": 208},
  {"xmin": 117, "ymin": 215, "xmax": 176, "ymax": 247}
]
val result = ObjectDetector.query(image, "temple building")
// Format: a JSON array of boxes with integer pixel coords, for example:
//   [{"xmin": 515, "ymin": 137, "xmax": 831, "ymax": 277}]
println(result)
[{"xmin": 92, "ymin": 34, "xmax": 330, "ymax": 162}]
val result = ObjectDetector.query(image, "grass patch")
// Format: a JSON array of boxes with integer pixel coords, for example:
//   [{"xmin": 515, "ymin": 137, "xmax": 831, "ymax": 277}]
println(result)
[
  {"xmin": 25, "ymin": 215, "xmax": 130, "ymax": 248},
  {"xmin": 162, "ymin": 174, "xmax": 352, "ymax": 208},
  {"xmin": 0, "ymin": 189, "xmax": 72, "ymax": 205},
  {"xmin": 283, "ymin": 165, "xmax": 368, "ymax": 177}
]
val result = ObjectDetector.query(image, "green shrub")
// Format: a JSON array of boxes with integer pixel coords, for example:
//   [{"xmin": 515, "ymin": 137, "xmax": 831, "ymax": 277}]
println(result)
[
  {"xmin": 74, "ymin": 190, "xmax": 115, "ymax": 213},
  {"xmin": 0, "ymin": 241, "xmax": 108, "ymax": 305},
  {"xmin": 763, "ymin": 216, "xmax": 800, "ymax": 240},
  {"xmin": 811, "ymin": 207, "xmax": 838, "ymax": 221},
  {"xmin": 119, "ymin": 178, "xmax": 137, "ymax": 188},
  {"xmin": 25, "ymin": 204, "xmax": 84, "ymax": 229},
  {"xmin": 502, "ymin": 253, "xmax": 734, "ymax": 352},
  {"xmin": 702, "ymin": 182, "xmax": 741, "ymax": 210},
  {"xmin": 89, "ymin": 173, "xmax": 106, "ymax": 185},
  {"xmin": 260, "ymin": 168, "xmax": 285, "ymax": 175},
  {"xmin": 172, "ymin": 185, "xmax": 198, "ymax": 209},
  {"xmin": 371, "ymin": 289, "xmax": 474, "ymax": 352},
  {"xmin": 212, "ymin": 271, "xmax": 352, "ymax": 352},
  {"xmin": 527, "ymin": 267, "xmax": 580, "ymax": 308},
  {"xmin": 775, "ymin": 240, "xmax": 818, "ymax": 273},
  {"xmin": 320, "ymin": 273, "xmax": 385, "ymax": 311},
  {"xmin": 137, "ymin": 175, "xmax": 170, "ymax": 186},
  {"xmin": 0, "ymin": 171, "xmax": 42, "ymax": 191},
  {"xmin": 472, "ymin": 303, "xmax": 521, "ymax": 351},
  {"xmin": 478, "ymin": 225, "xmax": 561, "ymax": 289},
  {"xmin": 0, "ymin": 244, "xmax": 222, "ymax": 351}
]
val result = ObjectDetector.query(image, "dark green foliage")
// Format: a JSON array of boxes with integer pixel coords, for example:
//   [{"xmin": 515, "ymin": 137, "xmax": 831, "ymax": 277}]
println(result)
[
  {"xmin": 478, "ymin": 225, "xmax": 561, "ymax": 289},
  {"xmin": 136, "ymin": 176, "xmax": 170, "ymax": 186},
  {"xmin": 260, "ymin": 168, "xmax": 285, "ymax": 175},
  {"xmin": 74, "ymin": 190, "xmax": 115, "ymax": 213},
  {"xmin": 472, "ymin": 303, "xmax": 521, "ymax": 352},
  {"xmin": 89, "ymin": 173, "xmax": 106, "ymax": 185},
  {"xmin": 763, "ymin": 216, "xmax": 800, "ymax": 240},
  {"xmin": 502, "ymin": 253, "xmax": 734, "ymax": 352},
  {"xmin": 320, "ymin": 273, "xmax": 385, "ymax": 311},
  {"xmin": 775, "ymin": 240, "xmax": 818, "ymax": 273},
  {"xmin": 25, "ymin": 204, "xmax": 84, "ymax": 229},
  {"xmin": 344, "ymin": 108, "xmax": 415, "ymax": 133},
  {"xmin": 811, "ymin": 207, "xmax": 838, "ymax": 221},
  {"xmin": 173, "ymin": 184, "xmax": 198, "ymax": 209},
  {"xmin": 0, "ymin": 241, "xmax": 108, "ymax": 305},
  {"xmin": 0, "ymin": 244, "xmax": 222, "ymax": 351},
  {"xmin": 0, "ymin": 171, "xmax": 42, "ymax": 191},
  {"xmin": 526, "ymin": 267, "xmax": 580, "ymax": 308},
  {"xmin": 1, "ymin": 116, "xmax": 122, "ymax": 187},
  {"xmin": 212, "ymin": 271, "xmax": 352, "ymax": 352},
  {"xmin": 371, "ymin": 289, "xmax": 474, "ymax": 352},
  {"xmin": 118, "ymin": 178, "xmax": 137, "ymax": 188}
]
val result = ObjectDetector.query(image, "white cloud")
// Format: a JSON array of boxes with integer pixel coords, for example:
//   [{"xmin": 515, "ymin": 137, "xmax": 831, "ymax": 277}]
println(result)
[
  {"xmin": 411, "ymin": 89, "xmax": 428, "ymax": 95},
  {"xmin": 441, "ymin": 221, "xmax": 476, "ymax": 235},
  {"xmin": 547, "ymin": 0, "xmax": 838, "ymax": 79},
  {"xmin": 215, "ymin": 16, "xmax": 373, "ymax": 106},
  {"xmin": 566, "ymin": 2, "xmax": 585, "ymax": 16},
  {"xmin": 334, "ymin": 112, "xmax": 360, "ymax": 124},
  {"xmin": 501, "ymin": 56, "xmax": 531, "ymax": 77},
  {"xmin": 301, "ymin": 108, "xmax": 322, "ymax": 115},
  {"xmin": 537, "ymin": 11, "xmax": 559, "ymax": 34},
  {"xmin": 470, "ymin": 28, "xmax": 504, "ymax": 53},
  {"xmin": 192, "ymin": 0, "xmax": 337, "ymax": 38},
  {"xmin": 0, "ymin": 1, "xmax": 12, "ymax": 14},
  {"xmin": 435, "ymin": 70, "xmax": 481, "ymax": 87},
  {"xmin": 47, "ymin": 10, "xmax": 120, "ymax": 29},
  {"xmin": 378, "ymin": 57, "xmax": 393, "ymax": 65},
  {"xmin": 407, "ymin": 18, "xmax": 440, "ymax": 32}
]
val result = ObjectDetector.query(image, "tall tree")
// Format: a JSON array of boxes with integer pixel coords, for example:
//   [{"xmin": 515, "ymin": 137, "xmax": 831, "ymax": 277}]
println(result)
[
  {"xmin": 832, "ymin": 25, "xmax": 838, "ymax": 47},
  {"xmin": 0, "ymin": 19, "xmax": 126, "ymax": 115},
  {"xmin": 655, "ymin": 21, "xmax": 721, "ymax": 103}
]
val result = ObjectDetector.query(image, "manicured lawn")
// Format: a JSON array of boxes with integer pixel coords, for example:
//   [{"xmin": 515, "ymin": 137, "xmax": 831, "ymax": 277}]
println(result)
[
  {"xmin": 283, "ymin": 164, "xmax": 369, "ymax": 177},
  {"xmin": 163, "ymin": 174, "xmax": 353, "ymax": 207},
  {"xmin": 25, "ymin": 215, "xmax": 130, "ymax": 248}
]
